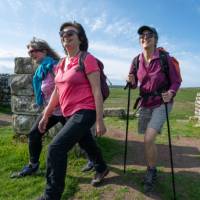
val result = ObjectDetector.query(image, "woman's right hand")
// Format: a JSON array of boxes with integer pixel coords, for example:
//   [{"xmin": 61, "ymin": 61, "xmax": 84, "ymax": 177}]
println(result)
[
  {"xmin": 96, "ymin": 119, "xmax": 107, "ymax": 136},
  {"xmin": 38, "ymin": 114, "xmax": 49, "ymax": 133},
  {"xmin": 127, "ymin": 74, "xmax": 135, "ymax": 84}
]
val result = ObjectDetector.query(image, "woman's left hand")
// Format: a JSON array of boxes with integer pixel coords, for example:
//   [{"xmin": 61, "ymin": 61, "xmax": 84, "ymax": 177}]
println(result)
[
  {"xmin": 96, "ymin": 120, "xmax": 107, "ymax": 136},
  {"xmin": 162, "ymin": 90, "xmax": 174, "ymax": 103}
]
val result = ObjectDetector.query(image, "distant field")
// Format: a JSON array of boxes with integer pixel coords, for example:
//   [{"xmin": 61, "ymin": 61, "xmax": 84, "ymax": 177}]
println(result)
[
  {"xmin": 105, "ymin": 87, "xmax": 199, "ymax": 118},
  {"xmin": 104, "ymin": 87, "xmax": 200, "ymax": 139},
  {"xmin": 1, "ymin": 87, "xmax": 199, "ymax": 119}
]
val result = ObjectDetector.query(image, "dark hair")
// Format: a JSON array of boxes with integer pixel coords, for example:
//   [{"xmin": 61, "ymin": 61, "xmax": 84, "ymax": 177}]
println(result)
[
  {"xmin": 60, "ymin": 21, "xmax": 88, "ymax": 52},
  {"xmin": 27, "ymin": 37, "xmax": 60, "ymax": 61}
]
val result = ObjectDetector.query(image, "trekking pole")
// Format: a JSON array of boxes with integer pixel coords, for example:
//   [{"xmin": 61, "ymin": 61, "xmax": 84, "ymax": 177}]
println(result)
[
  {"xmin": 123, "ymin": 82, "xmax": 131, "ymax": 173},
  {"xmin": 164, "ymin": 102, "xmax": 176, "ymax": 200}
]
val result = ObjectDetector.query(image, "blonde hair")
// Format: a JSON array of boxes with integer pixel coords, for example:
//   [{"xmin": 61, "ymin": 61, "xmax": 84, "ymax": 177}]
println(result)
[{"xmin": 27, "ymin": 37, "xmax": 60, "ymax": 60}]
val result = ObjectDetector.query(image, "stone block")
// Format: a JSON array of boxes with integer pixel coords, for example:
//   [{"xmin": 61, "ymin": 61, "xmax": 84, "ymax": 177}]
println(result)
[
  {"xmin": 14, "ymin": 57, "xmax": 36, "ymax": 74},
  {"xmin": 104, "ymin": 108, "xmax": 126, "ymax": 117},
  {"xmin": 11, "ymin": 95, "xmax": 42, "ymax": 114},
  {"xmin": 189, "ymin": 116, "xmax": 199, "ymax": 123},
  {"xmin": 10, "ymin": 74, "xmax": 34, "ymax": 95},
  {"xmin": 12, "ymin": 114, "xmax": 38, "ymax": 135}
]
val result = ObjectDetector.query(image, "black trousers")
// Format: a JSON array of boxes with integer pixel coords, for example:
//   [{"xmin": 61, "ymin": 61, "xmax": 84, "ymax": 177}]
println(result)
[
  {"xmin": 44, "ymin": 110, "xmax": 107, "ymax": 200},
  {"xmin": 28, "ymin": 113, "xmax": 66, "ymax": 164}
]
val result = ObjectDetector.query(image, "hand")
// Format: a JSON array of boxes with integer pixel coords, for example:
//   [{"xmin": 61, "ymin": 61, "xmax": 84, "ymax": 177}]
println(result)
[
  {"xmin": 38, "ymin": 114, "xmax": 49, "ymax": 133},
  {"xmin": 162, "ymin": 90, "xmax": 174, "ymax": 103},
  {"xmin": 96, "ymin": 120, "xmax": 106, "ymax": 136},
  {"xmin": 127, "ymin": 74, "xmax": 135, "ymax": 84}
]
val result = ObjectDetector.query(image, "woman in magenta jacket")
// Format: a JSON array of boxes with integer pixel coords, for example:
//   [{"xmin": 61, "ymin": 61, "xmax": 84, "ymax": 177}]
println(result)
[{"xmin": 128, "ymin": 25, "xmax": 181, "ymax": 192}]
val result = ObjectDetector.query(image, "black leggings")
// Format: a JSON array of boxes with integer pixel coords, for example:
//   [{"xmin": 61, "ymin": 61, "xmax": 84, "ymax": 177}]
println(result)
[
  {"xmin": 44, "ymin": 109, "xmax": 107, "ymax": 200},
  {"xmin": 28, "ymin": 113, "xmax": 66, "ymax": 164}
]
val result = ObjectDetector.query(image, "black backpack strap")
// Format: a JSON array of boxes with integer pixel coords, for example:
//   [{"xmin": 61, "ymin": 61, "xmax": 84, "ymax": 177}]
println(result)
[
  {"xmin": 77, "ymin": 51, "xmax": 88, "ymax": 72},
  {"xmin": 159, "ymin": 50, "xmax": 170, "ymax": 85},
  {"xmin": 134, "ymin": 54, "xmax": 140, "ymax": 72},
  {"xmin": 130, "ymin": 54, "xmax": 140, "ymax": 74}
]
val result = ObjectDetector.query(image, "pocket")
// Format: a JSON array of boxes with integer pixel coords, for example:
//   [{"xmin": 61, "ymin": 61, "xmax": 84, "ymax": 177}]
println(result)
[
  {"xmin": 138, "ymin": 108, "xmax": 151, "ymax": 134},
  {"xmin": 71, "ymin": 112, "xmax": 84, "ymax": 123},
  {"xmin": 71, "ymin": 110, "xmax": 96, "ymax": 125}
]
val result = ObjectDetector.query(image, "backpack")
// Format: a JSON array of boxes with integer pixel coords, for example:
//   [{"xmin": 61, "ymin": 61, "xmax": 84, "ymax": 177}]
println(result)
[
  {"xmin": 158, "ymin": 47, "xmax": 182, "ymax": 83},
  {"xmin": 130, "ymin": 47, "xmax": 182, "ymax": 87},
  {"xmin": 78, "ymin": 51, "xmax": 110, "ymax": 101}
]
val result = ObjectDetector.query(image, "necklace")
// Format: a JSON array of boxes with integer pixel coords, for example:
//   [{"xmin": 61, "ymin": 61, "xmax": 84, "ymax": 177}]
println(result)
[{"xmin": 64, "ymin": 50, "xmax": 81, "ymax": 72}]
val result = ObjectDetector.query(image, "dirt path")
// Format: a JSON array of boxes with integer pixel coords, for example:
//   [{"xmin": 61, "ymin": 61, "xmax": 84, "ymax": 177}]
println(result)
[
  {"xmin": 72, "ymin": 127, "xmax": 200, "ymax": 200},
  {"xmin": 107, "ymin": 127, "xmax": 200, "ymax": 173},
  {"xmin": 0, "ymin": 114, "xmax": 12, "ymax": 126}
]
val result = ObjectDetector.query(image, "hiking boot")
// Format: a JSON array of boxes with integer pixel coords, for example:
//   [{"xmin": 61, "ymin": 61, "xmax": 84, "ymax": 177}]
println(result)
[
  {"xmin": 91, "ymin": 168, "xmax": 109, "ymax": 186},
  {"xmin": 81, "ymin": 161, "xmax": 94, "ymax": 172},
  {"xmin": 10, "ymin": 163, "xmax": 39, "ymax": 178},
  {"xmin": 143, "ymin": 167, "xmax": 157, "ymax": 192}
]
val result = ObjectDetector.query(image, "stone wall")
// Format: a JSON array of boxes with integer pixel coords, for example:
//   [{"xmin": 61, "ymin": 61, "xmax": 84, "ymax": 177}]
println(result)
[
  {"xmin": 10, "ymin": 57, "xmax": 41, "ymax": 135},
  {"xmin": 0, "ymin": 74, "xmax": 11, "ymax": 106},
  {"xmin": 194, "ymin": 92, "xmax": 200, "ymax": 127}
]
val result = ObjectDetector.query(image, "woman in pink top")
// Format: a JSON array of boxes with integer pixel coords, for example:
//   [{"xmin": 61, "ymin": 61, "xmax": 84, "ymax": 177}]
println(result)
[
  {"xmin": 128, "ymin": 26, "xmax": 181, "ymax": 192},
  {"xmin": 37, "ymin": 22, "xmax": 109, "ymax": 200},
  {"xmin": 10, "ymin": 38, "xmax": 66, "ymax": 178}
]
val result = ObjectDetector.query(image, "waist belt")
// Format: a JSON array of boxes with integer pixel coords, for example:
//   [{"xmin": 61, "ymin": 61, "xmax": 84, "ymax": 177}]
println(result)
[
  {"xmin": 133, "ymin": 87, "xmax": 167, "ymax": 110},
  {"xmin": 140, "ymin": 90, "xmax": 161, "ymax": 100}
]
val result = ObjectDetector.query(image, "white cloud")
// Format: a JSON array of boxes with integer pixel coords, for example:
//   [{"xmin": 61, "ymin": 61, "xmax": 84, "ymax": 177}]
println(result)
[
  {"xmin": 90, "ymin": 41, "xmax": 139, "ymax": 60},
  {"xmin": 91, "ymin": 14, "xmax": 107, "ymax": 31},
  {"xmin": 177, "ymin": 51, "xmax": 200, "ymax": 87},
  {"xmin": 104, "ymin": 18, "xmax": 138, "ymax": 43},
  {"xmin": 0, "ymin": 48, "xmax": 27, "ymax": 74},
  {"xmin": 0, "ymin": 49, "xmax": 26, "ymax": 58},
  {"xmin": 89, "ymin": 41, "xmax": 138, "ymax": 85},
  {"xmin": 102, "ymin": 58, "xmax": 130, "ymax": 84},
  {"xmin": 0, "ymin": 62, "xmax": 14, "ymax": 74},
  {"xmin": 6, "ymin": 0, "xmax": 23, "ymax": 13},
  {"xmin": 58, "ymin": 5, "xmax": 139, "ymax": 44},
  {"xmin": 32, "ymin": 0, "xmax": 58, "ymax": 17}
]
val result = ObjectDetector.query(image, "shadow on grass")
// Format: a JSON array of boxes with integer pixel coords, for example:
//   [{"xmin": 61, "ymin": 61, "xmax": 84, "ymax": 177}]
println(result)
[
  {"xmin": 4, "ymin": 128, "xmax": 200, "ymax": 200},
  {"xmin": 73, "ymin": 166, "xmax": 200, "ymax": 200},
  {"xmin": 84, "ymin": 136, "xmax": 200, "ymax": 199},
  {"xmin": 102, "ymin": 136, "xmax": 200, "ymax": 169}
]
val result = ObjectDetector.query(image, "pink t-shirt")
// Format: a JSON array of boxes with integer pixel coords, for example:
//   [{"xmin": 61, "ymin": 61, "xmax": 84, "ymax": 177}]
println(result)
[{"xmin": 54, "ymin": 53, "xmax": 99, "ymax": 117}]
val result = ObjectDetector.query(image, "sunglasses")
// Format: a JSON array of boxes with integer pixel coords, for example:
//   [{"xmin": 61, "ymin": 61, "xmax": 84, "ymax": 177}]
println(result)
[
  {"xmin": 59, "ymin": 30, "xmax": 78, "ymax": 38},
  {"xmin": 28, "ymin": 49, "xmax": 42, "ymax": 56},
  {"xmin": 139, "ymin": 32, "xmax": 154, "ymax": 39}
]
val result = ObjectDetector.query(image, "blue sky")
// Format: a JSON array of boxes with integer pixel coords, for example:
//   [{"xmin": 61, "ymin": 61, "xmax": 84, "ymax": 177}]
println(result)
[{"xmin": 0, "ymin": 0, "xmax": 200, "ymax": 87}]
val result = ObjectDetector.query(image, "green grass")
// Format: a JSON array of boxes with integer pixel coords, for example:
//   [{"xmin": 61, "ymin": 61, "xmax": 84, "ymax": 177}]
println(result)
[
  {"xmin": 0, "ymin": 127, "xmax": 122, "ymax": 200},
  {"xmin": 0, "ymin": 104, "xmax": 11, "ymax": 115},
  {"xmin": 0, "ymin": 87, "xmax": 200, "ymax": 199}
]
